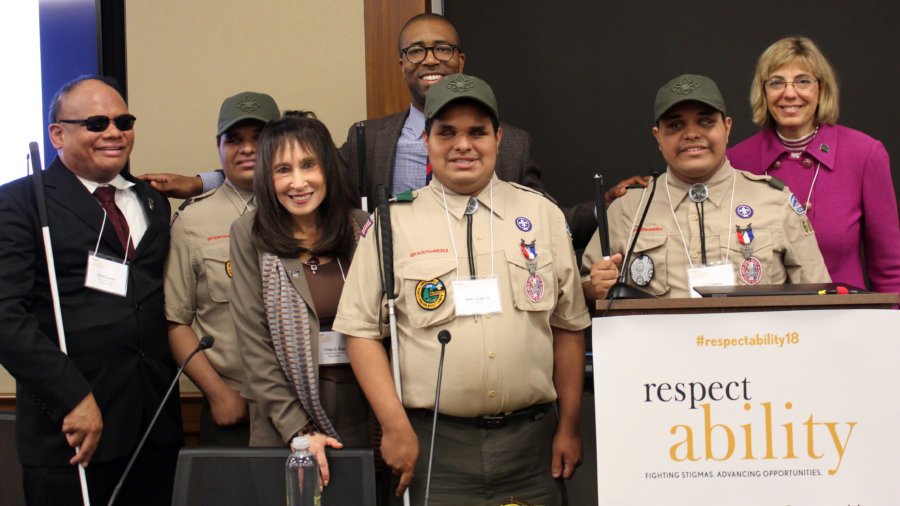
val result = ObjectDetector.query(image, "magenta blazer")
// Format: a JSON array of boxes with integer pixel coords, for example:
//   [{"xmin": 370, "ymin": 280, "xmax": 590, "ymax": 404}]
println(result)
[{"xmin": 728, "ymin": 123, "xmax": 900, "ymax": 295}]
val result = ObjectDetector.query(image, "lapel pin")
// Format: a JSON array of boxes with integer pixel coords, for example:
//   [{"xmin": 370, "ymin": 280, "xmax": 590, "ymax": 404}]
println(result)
[{"xmin": 819, "ymin": 143, "xmax": 830, "ymax": 153}]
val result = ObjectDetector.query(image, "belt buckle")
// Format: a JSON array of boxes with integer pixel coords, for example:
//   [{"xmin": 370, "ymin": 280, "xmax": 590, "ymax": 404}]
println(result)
[{"xmin": 479, "ymin": 414, "xmax": 505, "ymax": 429}]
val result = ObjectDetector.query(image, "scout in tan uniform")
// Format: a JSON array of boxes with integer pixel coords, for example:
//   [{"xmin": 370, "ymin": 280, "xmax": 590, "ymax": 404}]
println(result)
[
  {"xmin": 334, "ymin": 74, "xmax": 590, "ymax": 506},
  {"xmin": 164, "ymin": 92, "xmax": 280, "ymax": 444},
  {"xmin": 582, "ymin": 74, "xmax": 830, "ymax": 301}
]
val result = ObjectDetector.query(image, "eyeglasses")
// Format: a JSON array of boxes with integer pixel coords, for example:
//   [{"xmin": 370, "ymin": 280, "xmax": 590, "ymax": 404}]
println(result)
[
  {"xmin": 57, "ymin": 114, "xmax": 137, "ymax": 132},
  {"xmin": 400, "ymin": 43, "xmax": 459, "ymax": 64},
  {"xmin": 764, "ymin": 77, "xmax": 818, "ymax": 92}
]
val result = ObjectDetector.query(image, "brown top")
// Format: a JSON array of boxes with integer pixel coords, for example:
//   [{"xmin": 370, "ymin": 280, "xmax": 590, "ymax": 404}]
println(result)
[{"xmin": 303, "ymin": 255, "xmax": 349, "ymax": 328}]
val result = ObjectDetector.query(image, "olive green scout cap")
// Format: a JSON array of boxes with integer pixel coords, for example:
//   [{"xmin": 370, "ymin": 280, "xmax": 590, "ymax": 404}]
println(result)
[
  {"xmin": 654, "ymin": 74, "xmax": 726, "ymax": 122},
  {"xmin": 425, "ymin": 73, "xmax": 499, "ymax": 122},
  {"xmin": 217, "ymin": 92, "xmax": 280, "ymax": 136}
]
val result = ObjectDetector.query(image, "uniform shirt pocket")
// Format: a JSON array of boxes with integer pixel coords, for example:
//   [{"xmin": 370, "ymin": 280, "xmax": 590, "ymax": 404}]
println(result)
[
  {"xmin": 506, "ymin": 246, "xmax": 557, "ymax": 312},
  {"xmin": 397, "ymin": 257, "xmax": 457, "ymax": 329},
  {"xmin": 201, "ymin": 241, "xmax": 231, "ymax": 303}
]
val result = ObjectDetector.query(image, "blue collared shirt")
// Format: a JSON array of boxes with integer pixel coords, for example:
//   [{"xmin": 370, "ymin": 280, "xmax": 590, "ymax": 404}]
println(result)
[{"xmin": 391, "ymin": 105, "xmax": 428, "ymax": 195}]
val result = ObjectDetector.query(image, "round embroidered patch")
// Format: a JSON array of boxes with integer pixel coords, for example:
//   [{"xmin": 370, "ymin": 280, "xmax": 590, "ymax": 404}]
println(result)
[
  {"xmin": 225, "ymin": 260, "xmax": 233, "ymax": 278},
  {"xmin": 735, "ymin": 204, "xmax": 753, "ymax": 219},
  {"xmin": 740, "ymin": 257, "xmax": 762, "ymax": 285},
  {"xmin": 525, "ymin": 273, "xmax": 545, "ymax": 303},
  {"xmin": 415, "ymin": 278, "xmax": 446, "ymax": 310},
  {"xmin": 630, "ymin": 254, "xmax": 654, "ymax": 286},
  {"xmin": 515, "ymin": 217, "xmax": 532, "ymax": 232}
]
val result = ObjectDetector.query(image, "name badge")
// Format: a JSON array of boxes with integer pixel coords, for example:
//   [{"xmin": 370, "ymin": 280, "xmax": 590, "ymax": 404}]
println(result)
[
  {"xmin": 687, "ymin": 262, "xmax": 735, "ymax": 298},
  {"xmin": 453, "ymin": 278, "xmax": 502, "ymax": 316},
  {"xmin": 319, "ymin": 330, "xmax": 349, "ymax": 365},
  {"xmin": 84, "ymin": 251, "xmax": 129, "ymax": 297}
]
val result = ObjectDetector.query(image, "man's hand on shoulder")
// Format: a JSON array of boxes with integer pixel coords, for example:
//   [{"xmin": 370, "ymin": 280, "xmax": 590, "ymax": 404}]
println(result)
[
  {"xmin": 138, "ymin": 173, "xmax": 204, "ymax": 199},
  {"xmin": 605, "ymin": 175, "xmax": 650, "ymax": 207},
  {"xmin": 62, "ymin": 393, "xmax": 103, "ymax": 466}
]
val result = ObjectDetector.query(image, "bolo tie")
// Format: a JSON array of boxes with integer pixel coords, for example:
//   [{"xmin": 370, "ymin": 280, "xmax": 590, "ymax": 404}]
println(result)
[{"xmin": 688, "ymin": 183, "xmax": 709, "ymax": 265}]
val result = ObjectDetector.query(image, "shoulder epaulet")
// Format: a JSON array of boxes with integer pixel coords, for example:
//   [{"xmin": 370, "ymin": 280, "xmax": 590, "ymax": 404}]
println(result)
[
  {"xmin": 389, "ymin": 190, "xmax": 415, "ymax": 203},
  {"xmin": 169, "ymin": 187, "xmax": 216, "ymax": 226},
  {"xmin": 507, "ymin": 181, "xmax": 558, "ymax": 204},
  {"xmin": 767, "ymin": 176, "xmax": 786, "ymax": 191},
  {"xmin": 739, "ymin": 171, "xmax": 786, "ymax": 191},
  {"xmin": 170, "ymin": 197, "xmax": 192, "ymax": 226}
]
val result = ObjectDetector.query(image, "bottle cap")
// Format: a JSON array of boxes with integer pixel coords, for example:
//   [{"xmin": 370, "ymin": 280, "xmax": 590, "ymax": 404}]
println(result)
[{"xmin": 291, "ymin": 435, "xmax": 310, "ymax": 451}]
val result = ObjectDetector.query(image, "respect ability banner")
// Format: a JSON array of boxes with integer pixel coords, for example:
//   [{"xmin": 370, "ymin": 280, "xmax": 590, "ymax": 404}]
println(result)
[{"xmin": 592, "ymin": 309, "xmax": 900, "ymax": 505}]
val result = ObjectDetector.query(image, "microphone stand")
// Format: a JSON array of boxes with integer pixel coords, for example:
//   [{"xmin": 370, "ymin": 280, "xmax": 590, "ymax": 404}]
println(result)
[
  {"xmin": 424, "ymin": 330, "xmax": 451, "ymax": 506},
  {"xmin": 605, "ymin": 173, "xmax": 661, "ymax": 306},
  {"xmin": 107, "ymin": 336, "xmax": 214, "ymax": 506}
]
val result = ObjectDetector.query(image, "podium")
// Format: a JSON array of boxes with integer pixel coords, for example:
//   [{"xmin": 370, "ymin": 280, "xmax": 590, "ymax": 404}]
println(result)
[
  {"xmin": 596, "ymin": 292, "xmax": 899, "ymax": 315},
  {"xmin": 587, "ymin": 292, "xmax": 900, "ymax": 505}
]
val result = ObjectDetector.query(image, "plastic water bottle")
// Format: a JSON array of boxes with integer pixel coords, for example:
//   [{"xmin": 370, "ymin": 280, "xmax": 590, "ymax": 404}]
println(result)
[{"xmin": 286, "ymin": 436, "xmax": 321, "ymax": 506}]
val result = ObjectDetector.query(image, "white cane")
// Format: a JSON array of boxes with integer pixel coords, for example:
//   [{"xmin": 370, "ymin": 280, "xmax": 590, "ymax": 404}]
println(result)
[
  {"xmin": 29, "ymin": 142, "xmax": 91, "ymax": 505},
  {"xmin": 375, "ymin": 184, "xmax": 410, "ymax": 506}
]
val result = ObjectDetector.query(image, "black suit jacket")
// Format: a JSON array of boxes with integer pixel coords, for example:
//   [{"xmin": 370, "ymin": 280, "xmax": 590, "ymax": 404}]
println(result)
[
  {"xmin": 0, "ymin": 158, "xmax": 182, "ymax": 466},
  {"xmin": 339, "ymin": 108, "xmax": 597, "ymax": 248}
]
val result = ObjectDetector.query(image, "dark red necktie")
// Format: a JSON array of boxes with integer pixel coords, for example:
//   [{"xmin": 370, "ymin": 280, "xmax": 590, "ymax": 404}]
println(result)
[{"xmin": 93, "ymin": 186, "xmax": 134, "ymax": 259}]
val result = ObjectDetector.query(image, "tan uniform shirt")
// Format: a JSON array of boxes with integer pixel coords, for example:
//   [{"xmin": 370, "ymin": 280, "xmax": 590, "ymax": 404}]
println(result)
[
  {"xmin": 164, "ymin": 182, "xmax": 254, "ymax": 389},
  {"xmin": 582, "ymin": 159, "xmax": 831, "ymax": 298},
  {"xmin": 334, "ymin": 175, "xmax": 590, "ymax": 417}
]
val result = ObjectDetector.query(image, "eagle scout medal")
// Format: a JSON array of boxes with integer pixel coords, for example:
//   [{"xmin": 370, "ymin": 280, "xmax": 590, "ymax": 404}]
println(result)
[
  {"xmin": 736, "ymin": 224, "xmax": 754, "ymax": 259},
  {"xmin": 740, "ymin": 257, "xmax": 762, "ymax": 285},
  {"xmin": 415, "ymin": 278, "xmax": 446, "ymax": 310},
  {"xmin": 735, "ymin": 204, "xmax": 753, "ymax": 219},
  {"xmin": 520, "ymin": 239, "xmax": 544, "ymax": 302},
  {"xmin": 629, "ymin": 254, "xmax": 654, "ymax": 287},
  {"xmin": 520, "ymin": 239, "xmax": 538, "ymax": 274},
  {"xmin": 525, "ymin": 272, "xmax": 544, "ymax": 303}
]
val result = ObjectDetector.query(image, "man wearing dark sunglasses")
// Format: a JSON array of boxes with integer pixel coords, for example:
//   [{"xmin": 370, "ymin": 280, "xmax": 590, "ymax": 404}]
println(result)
[{"xmin": 0, "ymin": 76, "xmax": 181, "ymax": 505}]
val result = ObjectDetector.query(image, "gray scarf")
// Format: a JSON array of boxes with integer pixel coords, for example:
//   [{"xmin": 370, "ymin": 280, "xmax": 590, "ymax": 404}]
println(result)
[{"xmin": 261, "ymin": 252, "xmax": 340, "ymax": 440}]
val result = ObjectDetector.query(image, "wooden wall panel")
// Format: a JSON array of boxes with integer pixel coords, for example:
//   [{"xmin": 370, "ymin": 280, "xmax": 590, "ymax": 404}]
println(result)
[{"xmin": 363, "ymin": 0, "xmax": 429, "ymax": 119}]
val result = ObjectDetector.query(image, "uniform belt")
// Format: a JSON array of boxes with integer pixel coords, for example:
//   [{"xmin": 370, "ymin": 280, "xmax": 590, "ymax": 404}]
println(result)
[{"xmin": 409, "ymin": 403, "xmax": 550, "ymax": 430}]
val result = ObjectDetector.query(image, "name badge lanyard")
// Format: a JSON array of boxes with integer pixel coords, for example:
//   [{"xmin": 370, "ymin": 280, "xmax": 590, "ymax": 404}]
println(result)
[
  {"xmin": 664, "ymin": 171, "xmax": 736, "ymax": 269},
  {"xmin": 441, "ymin": 180, "xmax": 502, "ymax": 316},
  {"xmin": 92, "ymin": 207, "xmax": 132, "ymax": 265},
  {"xmin": 767, "ymin": 162, "xmax": 821, "ymax": 217},
  {"xmin": 440, "ymin": 179, "xmax": 496, "ymax": 282}
]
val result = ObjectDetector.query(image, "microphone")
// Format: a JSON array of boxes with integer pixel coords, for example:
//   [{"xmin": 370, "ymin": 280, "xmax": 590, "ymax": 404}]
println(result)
[
  {"xmin": 605, "ymin": 171, "xmax": 662, "ymax": 302},
  {"xmin": 107, "ymin": 336, "xmax": 215, "ymax": 505},
  {"xmin": 424, "ymin": 330, "xmax": 451, "ymax": 506}
]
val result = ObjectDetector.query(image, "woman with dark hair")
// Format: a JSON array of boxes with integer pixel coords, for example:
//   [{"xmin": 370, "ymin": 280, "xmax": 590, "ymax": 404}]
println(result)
[
  {"xmin": 728, "ymin": 36, "xmax": 900, "ymax": 295},
  {"xmin": 228, "ymin": 112, "xmax": 371, "ymax": 483}
]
